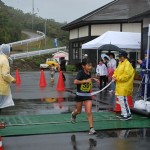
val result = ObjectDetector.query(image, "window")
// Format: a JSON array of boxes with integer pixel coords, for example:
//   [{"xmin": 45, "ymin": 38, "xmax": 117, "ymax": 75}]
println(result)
[
  {"xmin": 72, "ymin": 41, "xmax": 84, "ymax": 60},
  {"xmin": 79, "ymin": 42, "xmax": 83, "ymax": 59},
  {"xmin": 72, "ymin": 43, "xmax": 79, "ymax": 60}
]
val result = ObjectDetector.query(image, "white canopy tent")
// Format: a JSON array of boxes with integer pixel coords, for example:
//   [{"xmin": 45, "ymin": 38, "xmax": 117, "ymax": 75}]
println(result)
[
  {"xmin": 81, "ymin": 31, "xmax": 141, "ymax": 63},
  {"xmin": 82, "ymin": 31, "xmax": 141, "ymax": 50}
]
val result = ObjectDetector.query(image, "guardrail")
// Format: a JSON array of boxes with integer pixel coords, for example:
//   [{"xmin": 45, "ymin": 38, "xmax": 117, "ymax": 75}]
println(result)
[
  {"xmin": 10, "ymin": 46, "xmax": 67, "ymax": 60},
  {"xmin": 7, "ymin": 30, "xmax": 67, "ymax": 60},
  {"xmin": 8, "ymin": 31, "xmax": 45, "ymax": 47}
]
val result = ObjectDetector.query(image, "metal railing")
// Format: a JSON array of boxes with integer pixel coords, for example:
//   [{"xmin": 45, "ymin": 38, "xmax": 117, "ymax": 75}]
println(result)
[
  {"xmin": 7, "ymin": 30, "xmax": 67, "ymax": 60},
  {"xmin": 8, "ymin": 31, "xmax": 45, "ymax": 47},
  {"xmin": 10, "ymin": 47, "xmax": 67, "ymax": 60}
]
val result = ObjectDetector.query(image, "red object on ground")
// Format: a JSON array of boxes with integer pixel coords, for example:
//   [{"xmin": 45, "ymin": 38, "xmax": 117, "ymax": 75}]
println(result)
[
  {"xmin": 15, "ymin": 68, "xmax": 21, "ymax": 84},
  {"xmin": 0, "ymin": 137, "xmax": 3, "ymax": 150},
  {"xmin": 39, "ymin": 70, "xmax": 47, "ymax": 87},
  {"xmin": 114, "ymin": 96, "xmax": 133, "ymax": 112},
  {"xmin": 127, "ymin": 96, "xmax": 133, "ymax": 108},
  {"xmin": 56, "ymin": 71, "xmax": 65, "ymax": 91},
  {"xmin": 114, "ymin": 97, "xmax": 121, "ymax": 112}
]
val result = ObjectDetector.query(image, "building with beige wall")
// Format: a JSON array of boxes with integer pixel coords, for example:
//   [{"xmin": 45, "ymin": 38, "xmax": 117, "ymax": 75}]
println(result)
[{"xmin": 62, "ymin": 0, "xmax": 150, "ymax": 66}]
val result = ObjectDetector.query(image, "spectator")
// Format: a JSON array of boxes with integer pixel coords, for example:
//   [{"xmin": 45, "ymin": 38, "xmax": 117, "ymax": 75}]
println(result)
[
  {"xmin": 60, "ymin": 57, "xmax": 66, "ymax": 71},
  {"xmin": 49, "ymin": 64, "xmax": 55, "ymax": 82},
  {"xmin": 107, "ymin": 53, "xmax": 116, "ymax": 93},
  {"xmin": 96, "ymin": 59, "xmax": 108, "ymax": 90},
  {"xmin": 60, "ymin": 57, "xmax": 66, "ymax": 81},
  {"xmin": 0, "ymin": 44, "xmax": 16, "ymax": 114},
  {"xmin": 137, "ymin": 50, "xmax": 150, "ymax": 99},
  {"xmin": 112, "ymin": 51, "xmax": 135, "ymax": 120}
]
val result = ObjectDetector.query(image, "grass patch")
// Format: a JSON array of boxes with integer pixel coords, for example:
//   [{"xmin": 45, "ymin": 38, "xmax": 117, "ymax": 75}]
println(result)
[{"xmin": 10, "ymin": 54, "xmax": 53, "ymax": 72}]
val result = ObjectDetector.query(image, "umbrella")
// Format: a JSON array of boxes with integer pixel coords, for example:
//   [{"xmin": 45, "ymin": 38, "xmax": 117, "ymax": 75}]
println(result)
[
  {"xmin": 98, "ymin": 44, "xmax": 121, "ymax": 51},
  {"xmin": 53, "ymin": 53, "xmax": 66, "ymax": 58}
]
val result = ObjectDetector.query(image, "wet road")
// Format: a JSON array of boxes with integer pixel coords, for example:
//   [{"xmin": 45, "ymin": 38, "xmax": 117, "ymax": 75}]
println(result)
[
  {"xmin": 2, "ymin": 71, "xmax": 116, "ymax": 115},
  {"xmin": 3, "ymin": 129, "xmax": 150, "ymax": 150},
  {"xmin": 1, "ymin": 71, "xmax": 150, "ymax": 150},
  {"xmin": 1, "ymin": 71, "xmax": 117, "ymax": 115}
]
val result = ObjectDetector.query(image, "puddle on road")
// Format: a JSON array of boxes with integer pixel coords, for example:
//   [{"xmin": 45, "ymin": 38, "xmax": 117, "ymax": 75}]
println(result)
[
  {"xmin": 0, "ymin": 97, "xmax": 76, "ymax": 115},
  {"xmin": 70, "ymin": 129, "xmax": 150, "ymax": 150},
  {"xmin": 0, "ymin": 96, "xmax": 114, "ymax": 116}
]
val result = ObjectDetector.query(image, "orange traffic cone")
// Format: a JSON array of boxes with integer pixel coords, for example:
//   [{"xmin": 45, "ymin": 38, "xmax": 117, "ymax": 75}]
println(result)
[
  {"xmin": 39, "ymin": 70, "xmax": 47, "ymax": 87},
  {"xmin": 0, "ymin": 137, "xmax": 3, "ymax": 150},
  {"xmin": 127, "ymin": 96, "xmax": 133, "ymax": 108},
  {"xmin": 56, "ymin": 71, "xmax": 65, "ymax": 91},
  {"xmin": 15, "ymin": 68, "xmax": 21, "ymax": 84},
  {"xmin": 114, "ymin": 97, "xmax": 121, "ymax": 112}
]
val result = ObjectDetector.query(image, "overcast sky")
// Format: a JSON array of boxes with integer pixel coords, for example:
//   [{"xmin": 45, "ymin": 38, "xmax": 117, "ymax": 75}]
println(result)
[{"xmin": 2, "ymin": 0, "xmax": 113, "ymax": 23}]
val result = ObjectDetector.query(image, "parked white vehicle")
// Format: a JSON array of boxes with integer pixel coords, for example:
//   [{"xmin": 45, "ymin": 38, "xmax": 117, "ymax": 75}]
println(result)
[{"xmin": 40, "ymin": 64, "xmax": 49, "ymax": 69}]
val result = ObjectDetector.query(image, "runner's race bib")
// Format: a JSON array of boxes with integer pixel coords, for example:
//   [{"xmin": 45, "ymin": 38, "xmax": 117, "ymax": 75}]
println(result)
[{"xmin": 80, "ymin": 83, "xmax": 92, "ymax": 92}]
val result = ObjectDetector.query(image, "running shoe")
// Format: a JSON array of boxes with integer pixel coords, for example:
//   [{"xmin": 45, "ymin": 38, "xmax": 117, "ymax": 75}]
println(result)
[
  {"xmin": 119, "ymin": 115, "xmax": 132, "ymax": 121},
  {"xmin": 89, "ymin": 128, "xmax": 97, "ymax": 135},
  {"xmin": 71, "ymin": 112, "xmax": 76, "ymax": 123}
]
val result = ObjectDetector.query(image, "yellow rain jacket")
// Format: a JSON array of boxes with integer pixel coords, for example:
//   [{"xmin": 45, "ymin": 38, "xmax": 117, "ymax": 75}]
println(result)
[
  {"xmin": 0, "ymin": 54, "xmax": 15, "ymax": 95},
  {"xmin": 113, "ymin": 59, "xmax": 135, "ymax": 96}
]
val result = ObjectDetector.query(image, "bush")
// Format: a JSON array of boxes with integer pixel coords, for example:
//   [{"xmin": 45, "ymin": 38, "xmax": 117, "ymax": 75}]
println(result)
[
  {"xmin": 66, "ymin": 65, "xmax": 76, "ymax": 72},
  {"xmin": 34, "ymin": 60, "xmax": 41, "ymax": 66}
]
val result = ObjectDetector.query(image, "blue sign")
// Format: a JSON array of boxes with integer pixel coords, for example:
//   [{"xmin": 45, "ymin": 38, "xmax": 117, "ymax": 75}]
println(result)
[{"xmin": 54, "ymin": 38, "xmax": 58, "ymax": 47}]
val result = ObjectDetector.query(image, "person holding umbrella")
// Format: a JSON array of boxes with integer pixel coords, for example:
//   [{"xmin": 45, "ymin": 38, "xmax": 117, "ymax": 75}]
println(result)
[
  {"xmin": 60, "ymin": 57, "xmax": 66, "ymax": 81},
  {"xmin": 112, "ymin": 51, "xmax": 135, "ymax": 120},
  {"xmin": 107, "ymin": 53, "xmax": 116, "ymax": 93},
  {"xmin": 96, "ymin": 59, "xmax": 108, "ymax": 90}
]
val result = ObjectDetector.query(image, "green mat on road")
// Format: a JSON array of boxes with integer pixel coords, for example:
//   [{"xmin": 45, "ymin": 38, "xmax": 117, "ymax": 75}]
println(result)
[{"xmin": 0, "ymin": 112, "xmax": 150, "ymax": 136}]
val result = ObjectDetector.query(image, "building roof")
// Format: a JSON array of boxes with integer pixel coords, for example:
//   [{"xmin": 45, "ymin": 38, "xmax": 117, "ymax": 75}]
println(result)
[{"xmin": 62, "ymin": 0, "xmax": 150, "ymax": 30}]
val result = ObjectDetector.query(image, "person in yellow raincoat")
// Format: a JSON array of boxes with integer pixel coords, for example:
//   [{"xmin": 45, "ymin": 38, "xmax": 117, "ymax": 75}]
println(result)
[
  {"xmin": 0, "ymin": 44, "xmax": 16, "ymax": 116},
  {"xmin": 112, "ymin": 51, "xmax": 135, "ymax": 120}
]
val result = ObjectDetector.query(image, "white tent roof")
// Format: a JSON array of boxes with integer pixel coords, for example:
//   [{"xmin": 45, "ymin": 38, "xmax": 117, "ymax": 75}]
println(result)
[{"xmin": 82, "ymin": 31, "xmax": 141, "ymax": 51}]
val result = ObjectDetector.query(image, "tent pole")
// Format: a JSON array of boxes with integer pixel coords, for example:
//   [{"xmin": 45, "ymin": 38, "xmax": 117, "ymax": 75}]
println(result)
[
  {"xmin": 144, "ymin": 24, "xmax": 150, "ymax": 101},
  {"xmin": 97, "ymin": 49, "xmax": 98, "ymax": 64},
  {"xmin": 81, "ymin": 49, "xmax": 82, "ymax": 62},
  {"xmin": 136, "ymin": 52, "xmax": 138, "ymax": 68}
]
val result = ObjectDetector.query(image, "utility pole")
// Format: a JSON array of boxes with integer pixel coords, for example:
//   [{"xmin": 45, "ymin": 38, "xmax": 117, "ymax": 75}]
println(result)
[
  {"xmin": 45, "ymin": 20, "xmax": 47, "ymax": 48},
  {"xmin": 32, "ymin": 0, "xmax": 34, "ymax": 31}
]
